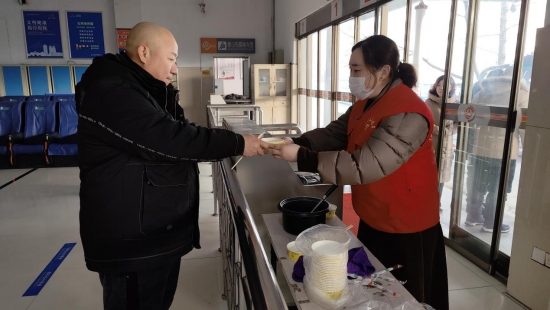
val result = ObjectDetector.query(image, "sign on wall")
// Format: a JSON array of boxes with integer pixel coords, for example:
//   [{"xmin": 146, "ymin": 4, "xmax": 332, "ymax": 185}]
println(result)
[
  {"xmin": 67, "ymin": 12, "xmax": 105, "ymax": 59},
  {"xmin": 200, "ymin": 38, "xmax": 255, "ymax": 54},
  {"xmin": 117, "ymin": 29, "xmax": 130, "ymax": 53},
  {"xmin": 23, "ymin": 11, "xmax": 63, "ymax": 58},
  {"xmin": 360, "ymin": 0, "xmax": 371, "ymax": 8},
  {"xmin": 331, "ymin": 0, "xmax": 343, "ymax": 21},
  {"xmin": 215, "ymin": 59, "xmax": 237, "ymax": 80}
]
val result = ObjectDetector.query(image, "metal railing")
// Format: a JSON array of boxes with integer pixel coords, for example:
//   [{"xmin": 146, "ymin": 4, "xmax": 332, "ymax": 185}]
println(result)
[
  {"xmin": 207, "ymin": 106, "xmax": 288, "ymax": 310},
  {"xmin": 207, "ymin": 104, "xmax": 263, "ymax": 126},
  {"xmin": 259, "ymin": 124, "xmax": 303, "ymax": 136},
  {"xmin": 214, "ymin": 159, "xmax": 288, "ymax": 310}
]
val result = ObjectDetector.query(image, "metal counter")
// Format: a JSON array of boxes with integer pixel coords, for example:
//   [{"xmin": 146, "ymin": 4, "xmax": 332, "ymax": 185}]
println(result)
[
  {"xmin": 209, "ymin": 107, "xmax": 343, "ymax": 309},
  {"xmin": 229, "ymin": 151, "xmax": 344, "ymax": 253},
  {"xmin": 224, "ymin": 117, "xmax": 343, "ymax": 243}
]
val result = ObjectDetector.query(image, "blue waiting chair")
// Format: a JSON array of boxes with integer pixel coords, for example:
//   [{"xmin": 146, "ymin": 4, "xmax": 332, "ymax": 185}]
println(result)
[
  {"xmin": 48, "ymin": 101, "xmax": 78, "ymax": 161},
  {"xmin": 0, "ymin": 96, "xmax": 26, "ymax": 102},
  {"xmin": 0, "ymin": 101, "xmax": 24, "ymax": 167},
  {"xmin": 51, "ymin": 94, "xmax": 75, "ymax": 102},
  {"xmin": 26, "ymin": 95, "xmax": 52, "ymax": 102},
  {"xmin": 11, "ymin": 101, "xmax": 57, "ymax": 166}
]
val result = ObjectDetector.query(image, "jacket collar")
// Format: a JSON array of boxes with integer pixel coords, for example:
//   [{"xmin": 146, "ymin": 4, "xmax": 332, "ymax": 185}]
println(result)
[
  {"xmin": 117, "ymin": 52, "xmax": 167, "ymax": 101},
  {"xmin": 362, "ymin": 78, "xmax": 402, "ymax": 112}
]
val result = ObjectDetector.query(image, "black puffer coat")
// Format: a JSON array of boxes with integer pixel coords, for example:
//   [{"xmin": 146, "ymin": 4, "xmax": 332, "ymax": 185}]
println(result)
[{"xmin": 77, "ymin": 52, "xmax": 244, "ymax": 272}]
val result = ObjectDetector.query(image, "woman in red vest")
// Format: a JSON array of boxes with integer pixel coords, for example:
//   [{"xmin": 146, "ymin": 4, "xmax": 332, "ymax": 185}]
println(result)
[{"xmin": 270, "ymin": 35, "xmax": 448, "ymax": 309}]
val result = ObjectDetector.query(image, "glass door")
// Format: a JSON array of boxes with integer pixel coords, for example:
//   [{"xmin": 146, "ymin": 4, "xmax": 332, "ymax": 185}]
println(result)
[{"xmin": 440, "ymin": 0, "xmax": 544, "ymax": 278}]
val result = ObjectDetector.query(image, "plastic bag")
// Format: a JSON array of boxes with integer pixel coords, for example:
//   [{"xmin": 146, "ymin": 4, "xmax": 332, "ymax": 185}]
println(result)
[
  {"xmin": 347, "ymin": 296, "xmax": 436, "ymax": 310},
  {"xmin": 295, "ymin": 224, "xmax": 437, "ymax": 310}
]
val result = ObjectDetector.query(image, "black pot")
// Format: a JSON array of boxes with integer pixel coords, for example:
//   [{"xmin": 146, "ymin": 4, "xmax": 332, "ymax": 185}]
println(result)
[{"xmin": 278, "ymin": 197, "xmax": 329, "ymax": 235}]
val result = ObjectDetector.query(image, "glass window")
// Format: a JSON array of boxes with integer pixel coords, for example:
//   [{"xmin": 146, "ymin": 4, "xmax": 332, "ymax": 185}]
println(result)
[
  {"xmin": 409, "ymin": 0, "xmax": 453, "ymax": 100},
  {"xmin": 2, "ymin": 66, "xmax": 25, "ymax": 96},
  {"xmin": 359, "ymin": 11, "xmax": 376, "ymax": 41},
  {"xmin": 337, "ymin": 19, "xmax": 355, "ymax": 118},
  {"xmin": 319, "ymin": 27, "xmax": 333, "ymax": 128},
  {"xmin": 51, "ymin": 66, "xmax": 73, "ymax": 94},
  {"xmin": 380, "ymin": 0, "xmax": 408, "ymax": 61},
  {"xmin": 74, "ymin": 66, "xmax": 88, "ymax": 84},
  {"xmin": 28, "ymin": 66, "xmax": 50, "ymax": 95}
]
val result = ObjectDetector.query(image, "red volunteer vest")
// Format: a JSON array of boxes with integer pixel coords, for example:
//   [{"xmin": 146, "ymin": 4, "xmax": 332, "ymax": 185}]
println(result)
[{"xmin": 347, "ymin": 83, "xmax": 440, "ymax": 233}]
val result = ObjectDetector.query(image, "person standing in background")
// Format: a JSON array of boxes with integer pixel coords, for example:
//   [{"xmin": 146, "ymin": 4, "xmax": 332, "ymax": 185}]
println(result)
[
  {"xmin": 465, "ymin": 68, "xmax": 528, "ymax": 233},
  {"xmin": 425, "ymin": 75, "xmax": 458, "ymax": 211}
]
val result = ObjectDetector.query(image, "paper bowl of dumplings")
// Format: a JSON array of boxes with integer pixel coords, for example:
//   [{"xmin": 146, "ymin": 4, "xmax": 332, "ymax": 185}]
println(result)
[{"xmin": 262, "ymin": 137, "xmax": 284, "ymax": 145}]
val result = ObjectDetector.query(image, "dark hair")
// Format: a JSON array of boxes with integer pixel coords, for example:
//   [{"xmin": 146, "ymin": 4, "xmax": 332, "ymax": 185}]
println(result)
[
  {"xmin": 429, "ymin": 75, "xmax": 456, "ymax": 98},
  {"xmin": 352, "ymin": 35, "xmax": 417, "ymax": 88}
]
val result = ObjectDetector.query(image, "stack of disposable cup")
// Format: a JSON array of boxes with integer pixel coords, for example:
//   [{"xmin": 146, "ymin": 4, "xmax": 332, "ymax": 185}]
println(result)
[
  {"xmin": 308, "ymin": 240, "xmax": 348, "ymax": 300},
  {"xmin": 296, "ymin": 224, "xmax": 352, "ymax": 308}
]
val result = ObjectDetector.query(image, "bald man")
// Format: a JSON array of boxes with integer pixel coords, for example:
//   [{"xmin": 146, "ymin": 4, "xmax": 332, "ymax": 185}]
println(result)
[{"xmin": 76, "ymin": 22, "xmax": 267, "ymax": 309}]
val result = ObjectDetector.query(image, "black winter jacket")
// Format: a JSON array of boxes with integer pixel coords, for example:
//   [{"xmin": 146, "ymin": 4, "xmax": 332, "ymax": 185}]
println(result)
[{"xmin": 76, "ymin": 52, "xmax": 244, "ymax": 272}]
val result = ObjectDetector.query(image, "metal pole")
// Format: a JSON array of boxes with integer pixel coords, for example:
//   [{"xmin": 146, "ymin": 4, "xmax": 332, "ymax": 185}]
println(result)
[
  {"xmin": 439, "ymin": 0, "xmax": 459, "ymax": 172},
  {"xmin": 412, "ymin": 1, "xmax": 428, "ymax": 71},
  {"xmin": 332, "ymin": 25, "xmax": 339, "ymax": 122},
  {"xmin": 403, "ymin": 0, "xmax": 412, "ymax": 63}
]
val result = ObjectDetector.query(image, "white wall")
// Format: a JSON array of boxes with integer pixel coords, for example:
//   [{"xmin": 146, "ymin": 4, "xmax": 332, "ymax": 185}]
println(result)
[
  {"xmin": 0, "ymin": 0, "xmax": 272, "ymax": 67},
  {"xmin": 274, "ymin": 0, "xmax": 327, "ymax": 63},
  {"xmin": 137, "ymin": 0, "xmax": 272, "ymax": 67},
  {"xmin": 114, "ymin": 0, "xmax": 142, "ymax": 28},
  {"xmin": 0, "ymin": 0, "xmax": 117, "ymax": 65},
  {"xmin": 507, "ymin": 2, "xmax": 550, "ymax": 307}
]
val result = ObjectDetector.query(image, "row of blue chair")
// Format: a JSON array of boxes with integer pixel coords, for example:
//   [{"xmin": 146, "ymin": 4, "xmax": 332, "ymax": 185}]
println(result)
[
  {"xmin": 0, "ymin": 100, "xmax": 78, "ymax": 168},
  {"xmin": 0, "ymin": 94, "xmax": 75, "ymax": 103}
]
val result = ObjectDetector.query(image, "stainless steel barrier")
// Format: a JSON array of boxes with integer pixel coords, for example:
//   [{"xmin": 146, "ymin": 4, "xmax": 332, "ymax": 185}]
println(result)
[
  {"xmin": 207, "ymin": 104, "xmax": 263, "ymax": 126},
  {"xmin": 259, "ymin": 124, "xmax": 303, "ymax": 136},
  {"xmin": 214, "ymin": 158, "xmax": 288, "ymax": 310},
  {"xmin": 207, "ymin": 105, "xmax": 287, "ymax": 310}
]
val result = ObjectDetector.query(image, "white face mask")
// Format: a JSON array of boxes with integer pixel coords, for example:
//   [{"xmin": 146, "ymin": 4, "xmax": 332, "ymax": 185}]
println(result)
[{"xmin": 349, "ymin": 76, "xmax": 375, "ymax": 100}]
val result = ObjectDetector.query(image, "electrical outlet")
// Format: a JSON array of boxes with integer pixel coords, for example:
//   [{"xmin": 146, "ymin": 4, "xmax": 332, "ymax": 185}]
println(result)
[{"xmin": 532, "ymin": 247, "xmax": 546, "ymax": 265}]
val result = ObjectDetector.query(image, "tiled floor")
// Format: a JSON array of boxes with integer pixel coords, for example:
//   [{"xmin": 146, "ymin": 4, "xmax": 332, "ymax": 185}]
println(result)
[{"xmin": 0, "ymin": 166, "xmax": 527, "ymax": 310}]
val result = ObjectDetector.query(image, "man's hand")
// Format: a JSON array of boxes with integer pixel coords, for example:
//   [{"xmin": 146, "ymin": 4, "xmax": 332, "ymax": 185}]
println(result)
[
  {"xmin": 242, "ymin": 134, "xmax": 269, "ymax": 157},
  {"xmin": 269, "ymin": 144, "xmax": 300, "ymax": 162}
]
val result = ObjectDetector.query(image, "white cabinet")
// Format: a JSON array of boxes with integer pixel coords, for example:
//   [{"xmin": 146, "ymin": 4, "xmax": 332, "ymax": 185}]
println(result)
[{"xmin": 252, "ymin": 64, "xmax": 290, "ymax": 124}]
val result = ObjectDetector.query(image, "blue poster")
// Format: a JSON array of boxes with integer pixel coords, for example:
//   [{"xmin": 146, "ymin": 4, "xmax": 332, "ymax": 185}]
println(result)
[
  {"xmin": 67, "ymin": 12, "xmax": 105, "ymax": 59},
  {"xmin": 23, "ymin": 11, "xmax": 63, "ymax": 58}
]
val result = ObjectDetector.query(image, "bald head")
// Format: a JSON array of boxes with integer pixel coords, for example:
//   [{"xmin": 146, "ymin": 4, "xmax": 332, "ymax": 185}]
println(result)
[
  {"xmin": 126, "ymin": 22, "xmax": 173, "ymax": 57},
  {"xmin": 125, "ymin": 22, "xmax": 178, "ymax": 85}
]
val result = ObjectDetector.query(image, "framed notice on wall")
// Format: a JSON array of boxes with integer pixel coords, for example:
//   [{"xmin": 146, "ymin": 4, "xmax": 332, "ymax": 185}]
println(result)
[
  {"xmin": 23, "ymin": 11, "xmax": 63, "ymax": 58},
  {"xmin": 67, "ymin": 12, "xmax": 105, "ymax": 59},
  {"xmin": 117, "ymin": 29, "xmax": 130, "ymax": 53}
]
